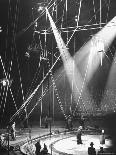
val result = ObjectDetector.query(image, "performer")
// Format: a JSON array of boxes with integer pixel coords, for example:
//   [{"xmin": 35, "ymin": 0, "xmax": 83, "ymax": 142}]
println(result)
[
  {"xmin": 80, "ymin": 114, "xmax": 85, "ymax": 129},
  {"xmin": 11, "ymin": 122, "xmax": 16, "ymax": 140},
  {"xmin": 97, "ymin": 147, "xmax": 104, "ymax": 155},
  {"xmin": 100, "ymin": 129, "xmax": 105, "ymax": 144},
  {"xmin": 35, "ymin": 140, "xmax": 41, "ymax": 155},
  {"xmin": 67, "ymin": 115, "xmax": 73, "ymax": 130},
  {"xmin": 41, "ymin": 143, "xmax": 48, "ymax": 155},
  {"xmin": 88, "ymin": 142, "xmax": 96, "ymax": 155},
  {"xmin": 44, "ymin": 116, "xmax": 48, "ymax": 128},
  {"xmin": 77, "ymin": 126, "xmax": 83, "ymax": 144}
]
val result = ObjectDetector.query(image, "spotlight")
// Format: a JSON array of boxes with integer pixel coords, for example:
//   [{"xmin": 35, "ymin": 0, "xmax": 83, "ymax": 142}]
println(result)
[
  {"xmin": 0, "ymin": 26, "xmax": 2, "ymax": 32},
  {"xmin": 34, "ymin": 22, "xmax": 38, "ymax": 28},
  {"xmin": 2, "ymin": 80, "xmax": 7, "ymax": 86},
  {"xmin": 25, "ymin": 51, "xmax": 30, "ymax": 58},
  {"xmin": 0, "ymin": 78, "xmax": 13, "ymax": 87},
  {"xmin": 37, "ymin": 6, "xmax": 44, "ymax": 12},
  {"xmin": 75, "ymin": 15, "xmax": 78, "ymax": 22}
]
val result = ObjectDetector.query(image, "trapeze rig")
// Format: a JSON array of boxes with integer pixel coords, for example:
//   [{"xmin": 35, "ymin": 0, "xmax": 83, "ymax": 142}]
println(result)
[{"xmin": 34, "ymin": 23, "xmax": 106, "ymax": 34}]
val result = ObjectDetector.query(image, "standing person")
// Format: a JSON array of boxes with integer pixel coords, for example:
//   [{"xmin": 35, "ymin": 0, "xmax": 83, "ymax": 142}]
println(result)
[
  {"xmin": 80, "ymin": 114, "xmax": 85, "ymax": 129},
  {"xmin": 88, "ymin": 142, "xmax": 96, "ymax": 155},
  {"xmin": 100, "ymin": 130, "xmax": 105, "ymax": 144},
  {"xmin": 67, "ymin": 115, "xmax": 73, "ymax": 130},
  {"xmin": 97, "ymin": 147, "xmax": 104, "ymax": 155},
  {"xmin": 44, "ymin": 116, "xmax": 48, "ymax": 128},
  {"xmin": 41, "ymin": 143, "xmax": 48, "ymax": 155},
  {"xmin": 77, "ymin": 126, "xmax": 83, "ymax": 144},
  {"xmin": 35, "ymin": 140, "xmax": 41, "ymax": 155},
  {"xmin": 11, "ymin": 122, "xmax": 16, "ymax": 140}
]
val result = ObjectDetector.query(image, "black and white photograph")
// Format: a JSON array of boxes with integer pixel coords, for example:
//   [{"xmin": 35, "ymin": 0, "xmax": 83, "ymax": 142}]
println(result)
[{"xmin": 0, "ymin": 0, "xmax": 116, "ymax": 155}]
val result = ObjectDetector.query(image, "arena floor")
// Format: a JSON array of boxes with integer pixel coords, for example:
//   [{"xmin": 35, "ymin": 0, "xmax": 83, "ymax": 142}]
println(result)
[{"xmin": 0, "ymin": 121, "xmax": 113, "ymax": 155}]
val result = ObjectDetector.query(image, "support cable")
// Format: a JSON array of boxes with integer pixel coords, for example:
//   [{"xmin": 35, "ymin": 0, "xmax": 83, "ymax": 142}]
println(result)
[
  {"xmin": 66, "ymin": 0, "xmax": 82, "ymax": 47},
  {"xmin": 92, "ymin": 0, "xmax": 97, "ymax": 23},
  {"xmin": 72, "ymin": 52, "xmax": 94, "ymax": 116},
  {"xmin": 10, "ymin": 51, "xmax": 66, "ymax": 123},
  {"xmin": 47, "ymin": 60, "xmax": 67, "ymax": 120}
]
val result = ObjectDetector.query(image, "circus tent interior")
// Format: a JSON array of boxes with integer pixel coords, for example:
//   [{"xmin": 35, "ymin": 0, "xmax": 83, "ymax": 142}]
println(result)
[{"xmin": 0, "ymin": 0, "xmax": 116, "ymax": 154}]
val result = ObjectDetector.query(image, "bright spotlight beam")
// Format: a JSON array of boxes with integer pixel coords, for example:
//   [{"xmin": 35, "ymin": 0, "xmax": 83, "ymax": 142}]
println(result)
[
  {"xmin": 46, "ymin": 8, "xmax": 92, "ymax": 113},
  {"xmin": 74, "ymin": 16, "xmax": 116, "ymax": 83}
]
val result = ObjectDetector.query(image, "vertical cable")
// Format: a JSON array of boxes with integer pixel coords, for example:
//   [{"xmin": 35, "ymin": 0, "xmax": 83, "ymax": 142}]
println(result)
[
  {"xmin": 66, "ymin": 0, "xmax": 82, "ymax": 47},
  {"xmin": 92, "ymin": 0, "xmax": 97, "ymax": 23},
  {"xmin": 52, "ymin": 37, "xmax": 55, "ymax": 124},
  {"xmin": 56, "ymin": 1, "xmax": 57, "ymax": 21},
  {"xmin": 13, "ymin": 0, "xmax": 25, "ymax": 102},
  {"xmin": 100, "ymin": 0, "xmax": 102, "ymax": 28},
  {"xmin": 106, "ymin": 0, "xmax": 111, "ymax": 23},
  {"xmin": 40, "ymin": 66, "xmax": 44, "ymax": 127}
]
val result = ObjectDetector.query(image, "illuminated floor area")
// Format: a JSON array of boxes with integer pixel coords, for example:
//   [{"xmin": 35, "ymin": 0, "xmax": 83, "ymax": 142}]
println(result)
[
  {"xmin": 0, "ymin": 120, "xmax": 114, "ymax": 155},
  {"xmin": 19, "ymin": 128, "xmax": 112, "ymax": 155},
  {"xmin": 51, "ymin": 134, "xmax": 111, "ymax": 155}
]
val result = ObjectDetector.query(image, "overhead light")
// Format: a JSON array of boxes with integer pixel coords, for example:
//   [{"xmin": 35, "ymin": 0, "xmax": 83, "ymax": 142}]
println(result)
[
  {"xmin": 0, "ymin": 78, "xmax": 13, "ymax": 87},
  {"xmin": 0, "ymin": 26, "xmax": 2, "ymax": 32}
]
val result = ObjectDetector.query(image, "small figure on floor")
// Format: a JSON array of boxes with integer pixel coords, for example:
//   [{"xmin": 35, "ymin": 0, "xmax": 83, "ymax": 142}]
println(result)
[
  {"xmin": 41, "ymin": 143, "xmax": 48, "ymax": 155},
  {"xmin": 100, "ymin": 129, "xmax": 105, "ymax": 144},
  {"xmin": 35, "ymin": 140, "xmax": 41, "ymax": 155},
  {"xmin": 29, "ymin": 126, "xmax": 31, "ymax": 140},
  {"xmin": 11, "ymin": 122, "xmax": 16, "ymax": 140},
  {"xmin": 88, "ymin": 142, "xmax": 96, "ymax": 155},
  {"xmin": 67, "ymin": 115, "xmax": 73, "ymax": 130},
  {"xmin": 77, "ymin": 126, "xmax": 83, "ymax": 144},
  {"xmin": 80, "ymin": 114, "xmax": 85, "ymax": 129},
  {"xmin": 97, "ymin": 147, "xmax": 104, "ymax": 155},
  {"xmin": 44, "ymin": 116, "xmax": 48, "ymax": 128}
]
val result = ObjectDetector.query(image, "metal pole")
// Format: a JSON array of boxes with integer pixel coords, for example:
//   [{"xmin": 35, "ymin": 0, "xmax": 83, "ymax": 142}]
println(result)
[
  {"xmin": 8, "ymin": 126, "xmax": 9, "ymax": 155},
  {"xmin": 100, "ymin": 0, "xmax": 101, "ymax": 28}
]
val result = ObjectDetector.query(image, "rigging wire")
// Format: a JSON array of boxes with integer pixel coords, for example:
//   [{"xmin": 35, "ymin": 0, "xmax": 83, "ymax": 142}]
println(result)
[
  {"xmin": 24, "ymin": 0, "xmax": 65, "ymax": 101},
  {"xmin": 9, "ymin": 0, "xmax": 87, "ymax": 121},
  {"xmin": 10, "ymin": 0, "xmax": 114, "ymax": 122},
  {"xmin": 46, "ymin": 0, "xmax": 109, "ymax": 35},
  {"xmin": 13, "ymin": 0, "xmax": 25, "ymax": 103},
  {"xmin": 25, "ymin": 59, "xmax": 42, "ymax": 100},
  {"xmin": 0, "ymin": 61, "xmax": 13, "ymax": 123},
  {"xmin": 66, "ymin": 0, "xmax": 82, "ymax": 47},
  {"xmin": 10, "ymin": 54, "xmax": 66, "ymax": 122},
  {"xmin": 47, "ymin": 59, "xmax": 67, "ymax": 120},
  {"xmin": 24, "ymin": 0, "xmax": 63, "ymax": 100},
  {"xmin": 24, "ymin": 58, "xmax": 67, "ymax": 121},
  {"xmin": 92, "ymin": 0, "xmax": 97, "ymax": 23},
  {"xmin": 18, "ymin": 0, "xmax": 59, "ymax": 35},
  {"xmin": 0, "ymin": 0, "xmax": 11, "ymax": 125}
]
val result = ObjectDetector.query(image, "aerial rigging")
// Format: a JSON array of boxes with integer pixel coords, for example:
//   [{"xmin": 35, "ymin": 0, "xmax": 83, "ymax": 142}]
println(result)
[{"xmin": 0, "ymin": 0, "xmax": 116, "ymax": 128}]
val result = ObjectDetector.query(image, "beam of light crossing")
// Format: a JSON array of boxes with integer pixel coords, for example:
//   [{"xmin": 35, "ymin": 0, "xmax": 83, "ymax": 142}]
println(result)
[
  {"xmin": 74, "ymin": 16, "xmax": 116, "ymax": 83},
  {"xmin": 46, "ymin": 8, "xmax": 92, "ymax": 113}
]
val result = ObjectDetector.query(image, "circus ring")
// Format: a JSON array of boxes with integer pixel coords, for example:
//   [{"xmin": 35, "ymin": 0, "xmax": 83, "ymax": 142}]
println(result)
[{"xmin": 20, "ymin": 129, "xmax": 112, "ymax": 155}]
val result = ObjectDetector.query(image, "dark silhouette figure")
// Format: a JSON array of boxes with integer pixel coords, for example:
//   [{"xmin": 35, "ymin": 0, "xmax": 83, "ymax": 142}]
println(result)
[
  {"xmin": 35, "ymin": 140, "xmax": 41, "ymax": 155},
  {"xmin": 44, "ymin": 116, "xmax": 48, "ymax": 128},
  {"xmin": 88, "ymin": 142, "xmax": 96, "ymax": 155},
  {"xmin": 11, "ymin": 122, "xmax": 16, "ymax": 140},
  {"xmin": 67, "ymin": 115, "xmax": 73, "ymax": 130},
  {"xmin": 77, "ymin": 126, "xmax": 83, "ymax": 144},
  {"xmin": 97, "ymin": 147, "xmax": 104, "ymax": 155},
  {"xmin": 41, "ymin": 143, "xmax": 48, "ymax": 155}
]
